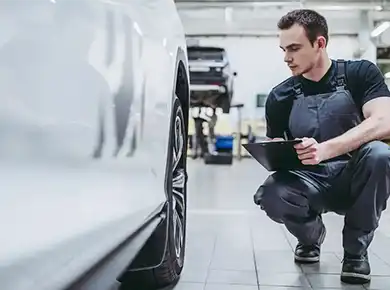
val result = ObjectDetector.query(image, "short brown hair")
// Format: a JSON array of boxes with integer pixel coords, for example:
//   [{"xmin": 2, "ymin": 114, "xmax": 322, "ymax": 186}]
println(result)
[{"xmin": 277, "ymin": 9, "xmax": 329, "ymax": 46}]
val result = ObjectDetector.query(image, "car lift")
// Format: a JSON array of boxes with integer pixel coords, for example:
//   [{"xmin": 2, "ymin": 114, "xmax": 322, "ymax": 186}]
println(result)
[{"xmin": 190, "ymin": 103, "xmax": 245, "ymax": 165}]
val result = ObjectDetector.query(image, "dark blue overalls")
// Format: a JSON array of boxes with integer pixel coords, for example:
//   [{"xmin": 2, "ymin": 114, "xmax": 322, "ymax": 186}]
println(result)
[{"xmin": 255, "ymin": 60, "xmax": 390, "ymax": 256}]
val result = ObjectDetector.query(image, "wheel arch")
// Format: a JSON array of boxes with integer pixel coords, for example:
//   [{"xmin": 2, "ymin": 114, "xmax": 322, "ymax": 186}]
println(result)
[
  {"xmin": 164, "ymin": 46, "xmax": 190, "ymax": 198},
  {"xmin": 174, "ymin": 47, "xmax": 190, "ymax": 133}
]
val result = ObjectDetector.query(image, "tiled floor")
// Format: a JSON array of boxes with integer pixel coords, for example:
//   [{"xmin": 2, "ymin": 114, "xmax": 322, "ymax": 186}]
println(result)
[{"xmin": 173, "ymin": 158, "xmax": 390, "ymax": 290}]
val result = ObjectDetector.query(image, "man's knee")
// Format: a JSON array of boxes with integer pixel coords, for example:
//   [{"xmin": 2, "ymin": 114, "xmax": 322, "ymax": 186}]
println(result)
[
  {"xmin": 352, "ymin": 141, "xmax": 390, "ymax": 213},
  {"xmin": 254, "ymin": 173, "xmax": 311, "ymax": 223},
  {"xmin": 357, "ymin": 141, "xmax": 390, "ymax": 170},
  {"xmin": 254, "ymin": 183, "xmax": 285, "ymax": 223}
]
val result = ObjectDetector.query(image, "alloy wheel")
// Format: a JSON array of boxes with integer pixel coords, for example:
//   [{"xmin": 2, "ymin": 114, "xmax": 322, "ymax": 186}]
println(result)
[{"xmin": 171, "ymin": 111, "xmax": 186, "ymax": 266}]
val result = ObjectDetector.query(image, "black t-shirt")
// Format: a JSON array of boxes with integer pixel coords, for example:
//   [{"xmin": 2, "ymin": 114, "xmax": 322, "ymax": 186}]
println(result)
[{"xmin": 265, "ymin": 59, "xmax": 390, "ymax": 138}]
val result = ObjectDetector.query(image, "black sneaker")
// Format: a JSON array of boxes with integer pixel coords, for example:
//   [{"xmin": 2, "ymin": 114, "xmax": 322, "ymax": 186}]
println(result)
[
  {"xmin": 294, "ymin": 243, "xmax": 321, "ymax": 263},
  {"xmin": 341, "ymin": 251, "xmax": 371, "ymax": 284},
  {"xmin": 294, "ymin": 223, "xmax": 326, "ymax": 264}
]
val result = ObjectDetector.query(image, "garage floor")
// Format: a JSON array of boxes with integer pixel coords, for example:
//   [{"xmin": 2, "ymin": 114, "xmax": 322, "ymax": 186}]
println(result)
[{"xmin": 173, "ymin": 158, "xmax": 390, "ymax": 290}]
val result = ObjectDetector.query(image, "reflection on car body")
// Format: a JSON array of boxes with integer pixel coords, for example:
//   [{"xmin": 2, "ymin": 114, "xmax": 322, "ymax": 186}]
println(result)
[{"xmin": 0, "ymin": 0, "xmax": 190, "ymax": 289}]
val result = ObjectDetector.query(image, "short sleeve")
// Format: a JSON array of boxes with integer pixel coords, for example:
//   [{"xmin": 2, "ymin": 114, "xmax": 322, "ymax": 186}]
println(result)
[
  {"xmin": 354, "ymin": 60, "xmax": 390, "ymax": 106},
  {"xmin": 265, "ymin": 90, "xmax": 287, "ymax": 138}
]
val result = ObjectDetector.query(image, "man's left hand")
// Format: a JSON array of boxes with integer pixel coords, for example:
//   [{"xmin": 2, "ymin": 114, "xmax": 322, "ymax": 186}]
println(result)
[{"xmin": 293, "ymin": 137, "xmax": 329, "ymax": 165}]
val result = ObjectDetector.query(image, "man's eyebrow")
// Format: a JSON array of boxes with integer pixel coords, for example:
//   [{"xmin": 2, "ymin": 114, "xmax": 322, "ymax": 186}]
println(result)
[{"xmin": 280, "ymin": 43, "xmax": 302, "ymax": 50}]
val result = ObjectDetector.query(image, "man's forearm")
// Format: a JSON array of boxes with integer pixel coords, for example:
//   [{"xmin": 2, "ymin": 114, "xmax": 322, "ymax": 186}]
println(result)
[{"xmin": 321, "ymin": 116, "xmax": 390, "ymax": 160}]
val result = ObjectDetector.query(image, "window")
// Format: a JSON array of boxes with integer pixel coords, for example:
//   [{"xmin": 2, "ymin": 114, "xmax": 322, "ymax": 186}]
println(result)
[{"xmin": 187, "ymin": 47, "xmax": 224, "ymax": 61}]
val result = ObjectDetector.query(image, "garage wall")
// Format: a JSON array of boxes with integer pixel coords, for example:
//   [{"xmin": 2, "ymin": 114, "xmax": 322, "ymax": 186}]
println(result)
[
  {"xmin": 177, "ymin": 6, "xmax": 365, "ymax": 119},
  {"xmin": 187, "ymin": 35, "xmax": 359, "ymax": 119}
]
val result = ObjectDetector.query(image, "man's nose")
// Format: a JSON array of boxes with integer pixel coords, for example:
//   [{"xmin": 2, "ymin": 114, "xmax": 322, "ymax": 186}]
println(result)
[{"xmin": 284, "ymin": 54, "xmax": 292, "ymax": 63}]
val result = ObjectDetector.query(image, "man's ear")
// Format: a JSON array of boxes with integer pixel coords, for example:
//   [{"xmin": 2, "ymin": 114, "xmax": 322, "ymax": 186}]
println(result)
[{"xmin": 317, "ymin": 36, "xmax": 326, "ymax": 49}]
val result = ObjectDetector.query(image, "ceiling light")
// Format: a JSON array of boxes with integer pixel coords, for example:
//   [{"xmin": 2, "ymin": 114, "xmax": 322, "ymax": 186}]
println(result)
[{"xmin": 371, "ymin": 21, "xmax": 390, "ymax": 38}]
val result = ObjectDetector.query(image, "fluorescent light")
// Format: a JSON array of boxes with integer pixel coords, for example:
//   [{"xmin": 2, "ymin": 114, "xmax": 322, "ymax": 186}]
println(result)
[
  {"xmin": 371, "ymin": 21, "xmax": 390, "ymax": 38},
  {"xmin": 176, "ymin": 2, "xmax": 384, "ymax": 11},
  {"xmin": 225, "ymin": 7, "xmax": 233, "ymax": 22},
  {"xmin": 310, "ymin": 5, "xmax": 383, "ymax": 11}
]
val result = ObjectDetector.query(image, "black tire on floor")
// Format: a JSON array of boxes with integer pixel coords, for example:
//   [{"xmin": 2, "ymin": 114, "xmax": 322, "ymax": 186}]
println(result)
[{"xmin": 120, "ymin": 96, "xmax": 188, "ymax": 290}]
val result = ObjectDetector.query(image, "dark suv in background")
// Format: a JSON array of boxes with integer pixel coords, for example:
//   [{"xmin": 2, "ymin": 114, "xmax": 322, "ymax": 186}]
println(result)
[{"xmin": 187, "ymin": 46, "xmax": 236, "ymax": 113}]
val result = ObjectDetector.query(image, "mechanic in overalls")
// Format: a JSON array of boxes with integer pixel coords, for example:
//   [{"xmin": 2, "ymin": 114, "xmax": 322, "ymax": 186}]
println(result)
[{"xmin": 254, "ymin": 9, "xmax": 390, "ymax": 284}]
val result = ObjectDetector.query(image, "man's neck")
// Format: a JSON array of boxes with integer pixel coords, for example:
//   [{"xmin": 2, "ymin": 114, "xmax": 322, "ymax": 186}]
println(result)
[{"xmin": 302, "ymin": 56, "xmax": 332, "ymax": 82}]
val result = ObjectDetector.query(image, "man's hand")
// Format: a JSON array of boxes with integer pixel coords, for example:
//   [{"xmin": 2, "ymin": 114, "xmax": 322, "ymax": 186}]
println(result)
[{"xmin": 293, "ymin": 137, "xmax": 329, "ymax": 165}]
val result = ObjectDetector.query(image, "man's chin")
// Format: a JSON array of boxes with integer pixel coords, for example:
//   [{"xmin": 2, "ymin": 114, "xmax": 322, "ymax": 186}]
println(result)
[{"xmin": 291, "ymin": 70, "xmax": 301, "ymax": 76}]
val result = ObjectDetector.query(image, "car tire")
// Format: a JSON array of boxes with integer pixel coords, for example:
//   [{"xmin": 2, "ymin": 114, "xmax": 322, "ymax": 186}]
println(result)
[
  {"xmin": 120, "ymin": 96, "xmax": 187, "ymax": 289},
  {"xmin": 153, "ymin": 95, "xmax": 187, "ymax": 287}
]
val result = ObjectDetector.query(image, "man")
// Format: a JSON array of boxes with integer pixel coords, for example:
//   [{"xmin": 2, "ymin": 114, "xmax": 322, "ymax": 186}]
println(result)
[
  {"xmin": 191, "ymin": 106, "xmax": 218, "ymax": 158},
  {"xmin": 254, "ymin": 9, "xmax": 390, "ymax": 285}
]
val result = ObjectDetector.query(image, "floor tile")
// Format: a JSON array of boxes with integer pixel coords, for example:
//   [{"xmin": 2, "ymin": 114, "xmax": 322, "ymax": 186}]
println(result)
[
  {"xmin": 252, "ymin": 229, "xmax": 292, "ymax": 252},
  {"xmin": 209, "ymin": 253, "xmax": 255, "ymax": 271},
  {"xmin": 172, "ymin": 281, "xmax": 205, "ymax": 290},
  {"xmin": 367, "ymin": 254, "xmax": 390, "ymax": 276},
  {"xmin": 204, "ymin": 284, "xmax": 258, "ymax": 290},
  {"xmin": 364, "ymin": 276, "xmax": 390, "ymax": 289},
  {"xmin": 206, "ymin": 269, "xmax": 257, "ymax": 285},
  {"xmin": 255, "ymin": 251, "xmax": 302, "ymax": 274},
  {"xmin": 301, "ymin": 252, "xmax": 342, "ymax": 274},
  {"xmin": 306, "ymin": 273, "xmax": 366, "ymax": 289},
  {"xmin": 257, "ymin": 272, "xmax": 311, "ymax": 287},
  {"xmin": 259, "ymin": 287, "xmax": 310, "ymax": 290},
  {"xmin": 179, "ymin": 265, "xmax": 209, "ymax": 283}
]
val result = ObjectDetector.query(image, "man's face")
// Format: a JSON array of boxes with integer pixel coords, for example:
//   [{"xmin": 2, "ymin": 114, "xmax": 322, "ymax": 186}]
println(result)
[{"xmin": 279, "ymin": 24, "xmax": 323, "ymax": 76}]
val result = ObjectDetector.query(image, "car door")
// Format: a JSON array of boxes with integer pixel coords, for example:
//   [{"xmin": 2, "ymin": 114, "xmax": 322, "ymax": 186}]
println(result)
[
  {"xmin": 0, "ymin": 0, "xmax": 166, "ymax": 289},
  {"xmin": 131, "ymin": 0, "xmax": 188, "ymax": 189},
  {"xmin": 89, "ymin": 0, "xmax": 166, "ymax": 219}
]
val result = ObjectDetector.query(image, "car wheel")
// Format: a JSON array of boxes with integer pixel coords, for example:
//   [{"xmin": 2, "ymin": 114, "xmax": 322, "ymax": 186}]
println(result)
[
  {"xmin": 154, "ymin": 95, "xmax": 187, "ymax": 286},
  {"xmin": 120, "ymin": 96, "xmax": 187, "ymax": 289}
]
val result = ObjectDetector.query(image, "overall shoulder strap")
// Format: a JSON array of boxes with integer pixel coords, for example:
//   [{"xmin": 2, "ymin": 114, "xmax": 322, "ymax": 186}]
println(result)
[
  {"xmin": 292, "ymin": 77, "xmax": 304, "ymax": 98},
  {"xmin": 335, "ymin": 59, "xmax": 363, "ymax": 119},
  {"xmin": 335, "ymin": 59, "xmax": 347, "ymax": 90}
]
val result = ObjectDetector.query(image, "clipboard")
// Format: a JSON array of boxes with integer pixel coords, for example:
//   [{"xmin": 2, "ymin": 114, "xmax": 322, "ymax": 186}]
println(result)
[{"xmin": 242, "ymin": 140, "xmax": 306, "ymax": 171}]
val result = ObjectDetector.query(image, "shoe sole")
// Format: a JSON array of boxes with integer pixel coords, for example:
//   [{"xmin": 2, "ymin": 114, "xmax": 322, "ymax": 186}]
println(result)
[
  {"xmin": 341, "ymin": 272, "xmax": 371, "ymax": 284},
  {"xmin": 294, "ymin": 255, "xmax": 320, "ymax": 263}
]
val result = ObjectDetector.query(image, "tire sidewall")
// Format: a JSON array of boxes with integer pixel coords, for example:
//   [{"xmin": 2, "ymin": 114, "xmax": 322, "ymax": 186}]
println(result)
[{"xmin": 166, "ymin": 96, "xmax": 187, "ymax": 274}]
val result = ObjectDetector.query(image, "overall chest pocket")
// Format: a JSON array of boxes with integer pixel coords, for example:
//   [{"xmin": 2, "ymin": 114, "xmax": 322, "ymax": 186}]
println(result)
[
  {"xmin": 319, "ymin": 90, "xmax": 362, "ymax": 139},
  {"xmin": 288, "ymin": 98, "xmax": 321, "ymax": 138},
  {"xmin": 320, "ymin": 90, "xmax": 358, "ymax": 117}
]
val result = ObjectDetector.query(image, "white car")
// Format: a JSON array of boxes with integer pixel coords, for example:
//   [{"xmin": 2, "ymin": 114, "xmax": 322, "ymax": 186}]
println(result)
[{"xmin": 0, "ymin": 0, "xmax": 190, "ymax": 289}]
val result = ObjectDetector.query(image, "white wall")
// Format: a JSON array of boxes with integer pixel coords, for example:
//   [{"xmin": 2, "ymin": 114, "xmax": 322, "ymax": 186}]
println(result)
[
  {"xmin": 187, "ymin": 35, "xmax": 359, "ymax": 119},
  {"xmin": 178, "ymin": 8, "xmax": 362, "ymax": 36}
]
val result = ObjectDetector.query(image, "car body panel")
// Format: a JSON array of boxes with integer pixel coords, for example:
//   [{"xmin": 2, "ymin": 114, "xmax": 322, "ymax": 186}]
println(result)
[{"xmin": 0, "ymin": 0, "xmax": 188, "ymax": 289}]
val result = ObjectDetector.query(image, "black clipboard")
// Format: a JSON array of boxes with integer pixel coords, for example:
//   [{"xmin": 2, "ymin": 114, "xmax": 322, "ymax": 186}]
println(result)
[{"xmin": 242, "ymin": 140, "xmax": 306, "ymax": 171}]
